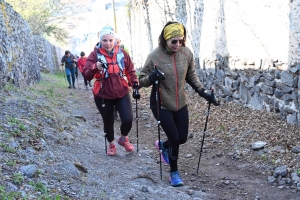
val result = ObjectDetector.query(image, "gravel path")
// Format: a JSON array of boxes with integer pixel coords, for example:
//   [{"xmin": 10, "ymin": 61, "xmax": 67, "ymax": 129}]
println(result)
[{"xmin": 1, "ymin": 73, "xmax": 300, "ymax": 200}]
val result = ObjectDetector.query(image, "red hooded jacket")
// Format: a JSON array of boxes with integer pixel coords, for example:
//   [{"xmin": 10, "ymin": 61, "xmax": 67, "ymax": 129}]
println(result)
[
  {"xmin": 77, "ymin": 57, "xmax": 87, "ymax": 73},
  {"xmin": 83, "ymin": 46, "xmax": 138, "ymax": 99}
]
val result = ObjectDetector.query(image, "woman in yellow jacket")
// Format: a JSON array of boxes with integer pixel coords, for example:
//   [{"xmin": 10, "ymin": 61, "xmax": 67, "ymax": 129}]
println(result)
[{"xmin": 139, "ymin": 21, "xmax": 219, "ymax": 186}]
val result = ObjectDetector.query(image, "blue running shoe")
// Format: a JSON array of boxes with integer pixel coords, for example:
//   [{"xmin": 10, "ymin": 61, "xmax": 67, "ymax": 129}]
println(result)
[
  {"xmin": 155, "ymin": 140, "xmax": 169, "ymax": 164},
  {"xmin": 169, "ymin": 171, "xmax": 184, "ymax": 187}
]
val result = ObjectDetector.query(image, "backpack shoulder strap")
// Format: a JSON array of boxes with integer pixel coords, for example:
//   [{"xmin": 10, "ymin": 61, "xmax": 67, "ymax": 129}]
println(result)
[{"xmin": 96, "ymin": 51, "xmax": 109, "ymax": 78}]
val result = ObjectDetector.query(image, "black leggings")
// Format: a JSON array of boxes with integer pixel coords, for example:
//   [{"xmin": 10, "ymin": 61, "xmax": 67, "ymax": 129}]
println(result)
[
  {"xmin": 80, "ymin": 72, "xmax": 90, "ymax": 86},
  {"xmin": 95, "ymin": 93, "xmax": 133, "ymax": 142},
  {"xmin": 152, "ymin": 105, "xmax": 189, "ymax": 172},
  {"xmin": 83, "ymin": 78, "xmax": 90, "ymax": 86}
]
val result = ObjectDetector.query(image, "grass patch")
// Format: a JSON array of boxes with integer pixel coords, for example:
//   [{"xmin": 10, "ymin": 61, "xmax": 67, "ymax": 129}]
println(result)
[
  {"xmin": 39, "ymin": 72, "xmax": 66, "ymax": 89},
  {"xmin": 2, "ymin": 81, "xmax": 18, "ymax": 91},
  {"xmin": 0, "ymin": 185, "xmax": 24, "ymax": 200},
  {"xmin": 218, "ymin": 125, "xmax": 225, "ymax": 131},
  {"xmin": 1, "ymin": 144, "xmax": 17, "ymax": 153},
  {"xmin": 6, "ymin": 160, "xmax": 16, "ymax": 166},
  {"xmin": 30, "ymin": 181, "xmax": 48, "ymax": 194},
  {"xmin": 12, "ymin": 173, "xmax": 24, "ymax": 185},
  {"xmin": 27, "ymin": 72, "xmax": 75, "ymax": 105},
  {"xmin": 30, "ymin": 72, "xmax": 67, "ymax": 96}
]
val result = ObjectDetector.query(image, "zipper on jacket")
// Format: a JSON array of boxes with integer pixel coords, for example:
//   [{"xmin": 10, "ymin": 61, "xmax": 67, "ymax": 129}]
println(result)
[{"xmin": 172, "ymin": 54, "xmax": 179, "ymax": 111}]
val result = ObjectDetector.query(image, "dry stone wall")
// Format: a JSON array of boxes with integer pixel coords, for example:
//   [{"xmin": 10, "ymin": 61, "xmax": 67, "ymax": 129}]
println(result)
[
  {"xmin": 34, "ymin": 35, "xmax": 60, "ymax": 74},
  {"xmin": 126, "ymin": 0, "xmax": 300, "ymax": 124},
  {"xmin": 0, "ymin": 0, "xmax": 60, "ymax": 89}
]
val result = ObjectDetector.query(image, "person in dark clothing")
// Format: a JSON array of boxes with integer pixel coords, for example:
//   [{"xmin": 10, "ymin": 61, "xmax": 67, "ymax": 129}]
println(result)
[
  {"xmin": 83, "ymin": 26, "xmax": 140, "ymax": 156},
  {"xmin": 61, "ymin": 50, "xmax": 77, "ymax": 89},
  {"xmin": 74, "ymin": 54, "xmax": 79, "ymax": 79},
  {"xmin": 139, "ymin": 21, "xmax": 219, "ymax": 187}
]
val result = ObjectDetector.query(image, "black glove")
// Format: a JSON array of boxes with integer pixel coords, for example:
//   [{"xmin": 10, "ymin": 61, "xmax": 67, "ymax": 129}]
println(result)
[
  {"xmin": 148, "ymin": 69, "xmax": 166, "ymax": 84},
  {"xmin": 198, "ymin": 88, "xmax": 220, "ymax": 106},
  {"xmin": 132, "ymin": 82, "xmax": 140, "ymax": 99},
  {"xmin": 148, "ymin": 70, "xmax": 159, "ymax": 84}
]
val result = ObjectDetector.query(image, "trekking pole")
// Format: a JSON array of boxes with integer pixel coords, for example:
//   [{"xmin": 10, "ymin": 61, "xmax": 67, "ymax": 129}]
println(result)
[
  {"xmin": 99, "ymin": 69, "xmax": 107, "ymax": 153},
  {"xmin": 98, "ymin": 59, "xmax": 108, "ymax": 154},
  {"xmin": 77, "ymin": 73, "xmax": 79, "ymax": 89},
  {"xmin": 135, "ymin": 98, "xmax": 139, "ymax": 152},
  {"xmin": 155, "ymin": 78, "xmax": 162, "ymax": 180},
  {"xmin": 154, "ymin": 64, "xmax": 166, "ymax": 180},
  {"xmin": 132, "ymin": 83, "xmax": 140, "ymax": 152},
  {"xmin": 62, "ymin": 65, "xmax": 67, "ymax": 86},
  {"xmin": 196, "ymin": 89, "xmax": 215, "ymax": 174}
]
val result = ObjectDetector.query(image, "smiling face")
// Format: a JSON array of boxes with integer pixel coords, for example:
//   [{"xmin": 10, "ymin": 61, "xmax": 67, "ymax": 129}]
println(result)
[
  {"xmin": 166, "ymin": 36, "xmax": 184, "ymax": 52},
  {"xmin": 101, "ymin": 34, "xmax": 115, "ymax": 52}
]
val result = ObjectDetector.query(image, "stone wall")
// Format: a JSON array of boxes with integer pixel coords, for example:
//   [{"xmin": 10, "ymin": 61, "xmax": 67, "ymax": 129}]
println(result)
[
  {"xmin": 0, "ymin": 0, "xmax": 60, "ymax": 89},
  {"xmin": 34, "ymin": 36, "xmax": 60, "ymax": 74},
  {"xmin": 125, "ymin": 0, "xmax": 300, "ymax": 124}
]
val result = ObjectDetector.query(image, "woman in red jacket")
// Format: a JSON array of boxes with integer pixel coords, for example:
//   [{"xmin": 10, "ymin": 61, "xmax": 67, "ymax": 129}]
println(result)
[
  {"xmin": 83, "ymin": 26, "xmax": 139, "ymax": 156},
  {"xmin": 77, "ymin": 51, "xmax": 91, "ymax": 90}
]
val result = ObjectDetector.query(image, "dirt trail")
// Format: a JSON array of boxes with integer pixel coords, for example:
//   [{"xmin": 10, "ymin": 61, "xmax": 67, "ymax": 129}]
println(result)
[
  {"xmin": 0, "ymin": 73, "xmax": 299, "ymax": 200},
  {"xmin": 60, "ymin": 74, "xmax": 300, "ymax": 200},
  {"xmin": 55, "ymin": 78, "xmax": 211, "ymax": 199}
]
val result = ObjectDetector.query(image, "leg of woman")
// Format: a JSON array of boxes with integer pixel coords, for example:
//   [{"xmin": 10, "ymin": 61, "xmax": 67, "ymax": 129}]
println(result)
[
  {"xmin": 152, "ymin": 105, "xmax": 188, "ymax": 186},
  {"xmin": 81, "ymin": 72, "xmax": 88, "ymax": 86},
  {"xmin": 152, "ymin": 105, "xmax": 189, "ymax": 172},
  {"xmin": 94, "ymin": 98, "xmax": 115, "ymax": 142},
  {"xmin": 158, "ymin": 109, "xmax": 180, "ymax": 172},
  {"xmin": 115, "ymin": 93, "xmax": 134, "ymax": 152},
  {"xmin": 173, "ymin": 105, "xmax": 189, "ymax": 145},
  {"xmin": 115, "ymin": 93, "xmax": 133, "ymax": 136},
  {"xmin": 151, "ymin": 108, "xmax": 171, "ymax": 164},
  {"xmin": 162, "ymin": 105, "xmax": 189, "ymax": 171},
  {"xmin": 65, "ymin": 67, "xmax": 71, "ymax": 87}
]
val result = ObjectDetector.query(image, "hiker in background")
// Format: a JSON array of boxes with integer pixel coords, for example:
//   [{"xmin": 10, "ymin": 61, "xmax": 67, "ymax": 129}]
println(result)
[
  {"xmin": 115, "ymin": 34, "xmax": 130, "ymax": 55},
  {"xmin": 139, "ymin": 21, "xmax": 219, "ymax": 187},
  {"xmin": 77, "ymin": 51, "xmax": 92, "ymax": 90},
  {"xmin": 83, "ymin": 25, "xmax": 140, "ymax": 156},
  {"xmin": 61, "ymin": 50, "xmax": 77, "ymax": 89},
  {"xmin": 74, "ymin": 54, "xmax": 79, "ymax": 80}
]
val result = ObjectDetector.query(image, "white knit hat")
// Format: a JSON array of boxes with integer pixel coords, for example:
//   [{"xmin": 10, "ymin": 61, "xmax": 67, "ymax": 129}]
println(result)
[{"xmin": 99, "ymin": 26, "xmax": 115, "ymax": 41}]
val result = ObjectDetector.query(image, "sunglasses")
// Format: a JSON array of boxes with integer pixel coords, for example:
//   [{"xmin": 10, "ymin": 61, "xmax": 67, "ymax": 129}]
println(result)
[{"xmin": 171, "ymin": 39, "xmax": 183, "ymax": 44}]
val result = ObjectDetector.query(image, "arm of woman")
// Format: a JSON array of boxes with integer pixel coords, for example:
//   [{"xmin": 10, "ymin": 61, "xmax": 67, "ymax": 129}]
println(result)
[
  {"xmin": 60, "ymin": 55, "xmax": 65, "ymax": 66},
  {"xmin": 123, "ymin": 51, "xmax": 138, "ymax": 86},
  {"xmin": 185, "ymin": 52, "xmax": 203, "ymax": 92},
  {"xmin": 83, "ymin": 51, "xmax": 99, "ymax": 81},
  {"xmin": 138, "ymin": 58, "xmax": 155, "ymax": 88}
]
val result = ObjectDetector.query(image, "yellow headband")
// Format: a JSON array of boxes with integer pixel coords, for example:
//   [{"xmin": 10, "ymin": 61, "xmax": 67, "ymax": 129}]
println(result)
[{"xmin": 163, "ymin": 23, "xmax": 184, "ymax": 40}]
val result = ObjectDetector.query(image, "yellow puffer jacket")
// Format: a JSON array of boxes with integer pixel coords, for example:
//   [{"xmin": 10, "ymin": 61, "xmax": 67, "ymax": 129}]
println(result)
[{"xmin": 139, "ymin": 46, "xmax": 204, "ymax": 111}]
